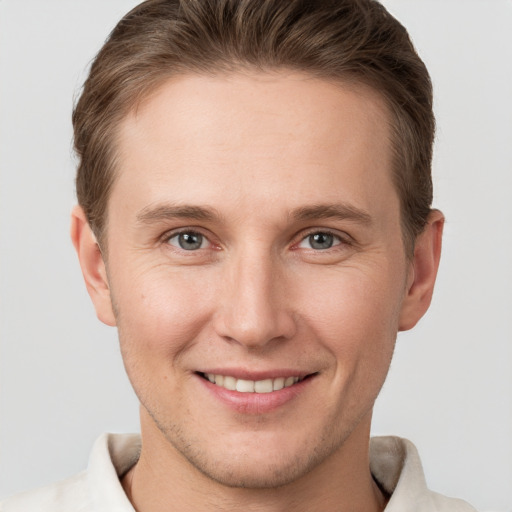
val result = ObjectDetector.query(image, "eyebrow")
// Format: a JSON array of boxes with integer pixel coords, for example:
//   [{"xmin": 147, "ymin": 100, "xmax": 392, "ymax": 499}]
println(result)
[
  {"xmin": 135, "ymin": 202, "xmax": 372, "ymax": 226},
  {"xmin": 136, "ymin": 204, "xmax": 221, "ymax": 224},
  {"xmin": 291, "ymin": 204, "xmax": 372, "ymax": 225}
]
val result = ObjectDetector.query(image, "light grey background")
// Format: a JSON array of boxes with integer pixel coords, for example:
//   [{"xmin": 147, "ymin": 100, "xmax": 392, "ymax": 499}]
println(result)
[{"xmin": 1, "ymin": 1, "xmax": 511, "ymax": 510}]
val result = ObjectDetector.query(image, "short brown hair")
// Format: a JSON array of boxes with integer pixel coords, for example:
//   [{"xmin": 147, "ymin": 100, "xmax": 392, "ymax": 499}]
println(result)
[{"xmin": 73, "ymin": 0, "xmax": 434, "ymax": 253}]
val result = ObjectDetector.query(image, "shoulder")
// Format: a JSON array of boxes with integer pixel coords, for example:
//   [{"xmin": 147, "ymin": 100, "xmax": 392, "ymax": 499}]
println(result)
[
  {"xmin": 370, "ymin": 436, "xmax": 478, "ymax": 512},
  {"xmin": 429, "ymin": 491, "xmax": 479, "ymax": 512},
  {"xmin": 0, "ymin": 433, "xmax": 140, "ymax": 512},
  {"xmin": 0, "ymin": 472, "xmax": 90, "ymax": 512}
]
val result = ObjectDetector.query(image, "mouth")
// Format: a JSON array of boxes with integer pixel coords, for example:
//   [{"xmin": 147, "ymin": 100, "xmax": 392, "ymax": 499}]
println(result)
[{"xmin": 197, "ymin": 372, "xmax": 313, "ymax": 393}]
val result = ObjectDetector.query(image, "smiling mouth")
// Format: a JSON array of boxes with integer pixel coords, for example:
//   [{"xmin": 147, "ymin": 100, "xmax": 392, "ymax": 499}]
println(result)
[{"xmin": 198, "ymin": 372, "xmax": 314, "ymax": 393}]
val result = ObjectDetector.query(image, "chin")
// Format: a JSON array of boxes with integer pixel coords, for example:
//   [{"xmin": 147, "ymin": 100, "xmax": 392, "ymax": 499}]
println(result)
[
  {"xmin": 159, "ymin": 419, "xmax": 345, "ymax": 490},
  {"xmin": 180, "ymin": 449, "xmax": 321, "ymax": 489}
]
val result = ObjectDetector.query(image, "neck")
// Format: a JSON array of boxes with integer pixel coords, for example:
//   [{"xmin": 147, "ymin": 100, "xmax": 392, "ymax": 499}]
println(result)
[{"xmin": 122, "ymin": 412, "xmax": 387, "ymax": 512}]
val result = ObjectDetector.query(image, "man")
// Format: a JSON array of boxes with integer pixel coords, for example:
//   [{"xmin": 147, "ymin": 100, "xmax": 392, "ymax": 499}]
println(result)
[{"xmin": 1, "ymin": 0, "xmax": 478, "ymax": 510}]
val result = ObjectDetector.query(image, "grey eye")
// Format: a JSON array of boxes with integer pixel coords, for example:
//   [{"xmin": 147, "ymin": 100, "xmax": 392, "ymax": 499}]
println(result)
[
  {"xmin": 298, "ymin": 232, "xmax": 340, "ymax": 250},
  {"xmin": 309, "ymin": 233, "xmax": 334, "ymax": 249},
  {"xmin": 168, "ymin": 231, "xmax": 206, "ymax": 250}
]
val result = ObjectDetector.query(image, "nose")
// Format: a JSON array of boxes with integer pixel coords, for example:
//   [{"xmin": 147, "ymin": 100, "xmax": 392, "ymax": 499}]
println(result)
[{"xmin": 213, "ymin": 249, "xmax": 297, "ymax": 349}]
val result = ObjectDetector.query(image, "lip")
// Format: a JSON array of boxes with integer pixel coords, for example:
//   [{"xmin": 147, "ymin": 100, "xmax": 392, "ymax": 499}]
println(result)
[
  {"xmin": 197, "ymin": 368, "xmax": 312, "ymax": 381},
  {"xmin": 195, "ymin": 369, "xmax": 317, "ymax": 414}
]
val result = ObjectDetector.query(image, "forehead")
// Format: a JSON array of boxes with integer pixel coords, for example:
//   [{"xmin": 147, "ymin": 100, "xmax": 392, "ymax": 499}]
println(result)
[{"xmin": 112, "ymin": 71, "xmax": 396, "ymax": 224}]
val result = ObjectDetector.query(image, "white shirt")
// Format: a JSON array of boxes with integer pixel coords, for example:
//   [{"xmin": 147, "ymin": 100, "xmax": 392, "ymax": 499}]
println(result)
[{"xmin": 0, "ymin": 434, "xmax": 477, "ymax": 511}]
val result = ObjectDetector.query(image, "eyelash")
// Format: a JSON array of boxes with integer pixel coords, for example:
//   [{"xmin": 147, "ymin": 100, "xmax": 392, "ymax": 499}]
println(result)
[
  {"xmin": 162, "ymin": 228, "xmax": 352, "ymax": 253},
  {"xmin": 164, "ymin": 229, "xmax": 214, "ymax": 251},
  {"xmin": 294, "ymin": 229, "xmax": 350, "ymax": 251}
]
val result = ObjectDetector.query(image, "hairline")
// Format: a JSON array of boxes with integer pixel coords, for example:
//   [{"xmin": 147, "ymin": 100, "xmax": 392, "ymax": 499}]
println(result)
[{"xmin": 91, "ymin": 66, "xmax": 422, "ymax": 258}]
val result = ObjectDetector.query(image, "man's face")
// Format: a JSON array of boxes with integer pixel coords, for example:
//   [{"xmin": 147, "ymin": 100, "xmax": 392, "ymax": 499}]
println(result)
[{"xmin": 100, "ymin": 71, "xmax": 412, "ymax": 487}]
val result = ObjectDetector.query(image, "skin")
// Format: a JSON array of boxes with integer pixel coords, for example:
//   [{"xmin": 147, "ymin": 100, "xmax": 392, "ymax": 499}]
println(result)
[{"xmin": 71, "ymin": 71, "xmax": 443, "ymax": 512}]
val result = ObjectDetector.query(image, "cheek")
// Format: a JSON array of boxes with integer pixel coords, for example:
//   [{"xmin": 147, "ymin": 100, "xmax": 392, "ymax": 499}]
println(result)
[
  {"xmin": 297, "ymin": 261, "xmax": 405, "ymax": 364},
  {"xmin": 111, "ymin": 264, "xmax": 217, "ymax": 367}
]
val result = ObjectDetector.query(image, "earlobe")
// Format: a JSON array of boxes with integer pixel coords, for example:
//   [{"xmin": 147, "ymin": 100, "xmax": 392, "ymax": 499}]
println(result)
[
  {"xmin": 70, "ymin": 205, "xmax": 116, "ymax": 327},
  {"xmin": 398, "ymin": 210, "xmax": 444, "ymax": 331}
]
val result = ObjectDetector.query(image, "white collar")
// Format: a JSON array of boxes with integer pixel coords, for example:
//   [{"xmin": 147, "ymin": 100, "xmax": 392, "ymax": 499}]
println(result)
[{"xmin": 86, "ymin": 433, "xmax": 475, "ymax": 512}]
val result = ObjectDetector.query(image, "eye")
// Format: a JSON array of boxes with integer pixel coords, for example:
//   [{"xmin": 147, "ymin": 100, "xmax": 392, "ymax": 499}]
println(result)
[
  {"xmin": 167, "ymin": 231, "xmax": 208, "ymax": 251},
  {"xmin": 298, "ymin": 231, "xmax": 342, "ymax": 250}
]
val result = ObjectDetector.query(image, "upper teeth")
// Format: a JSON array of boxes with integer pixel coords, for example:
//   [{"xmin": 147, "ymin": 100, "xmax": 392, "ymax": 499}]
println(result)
[{"xmin": 205, "ymin": 374, "xmax": 301, "ymax": 393}]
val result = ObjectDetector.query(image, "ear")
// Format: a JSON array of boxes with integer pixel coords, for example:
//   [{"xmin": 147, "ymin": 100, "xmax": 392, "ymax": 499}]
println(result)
[
  {"xmin": 70, "ymin": 205, "xmax": 116, "ymax": 326},
  {"xmin": 399, "ymin": 210, "xmax": 444, "ymax": 331}
]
